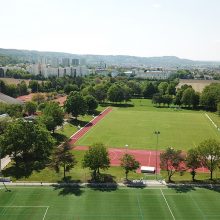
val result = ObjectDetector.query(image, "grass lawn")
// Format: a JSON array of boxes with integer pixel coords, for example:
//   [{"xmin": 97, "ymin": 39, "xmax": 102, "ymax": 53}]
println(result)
[
  {"xmin": 77, "ymin": 99, "xmax": 220, "ymax": 150},
  {"xmin": 161, "ymin": 170, "xmax": 220, "ymax": 184},
  {"xmin": 207, "ymin": 112, "xmax": 220, "ymax": 128},
  {"xmin": 7, "ymin": 150, "xmax": 146, "ymax": 183},
  {"xmin": 0, "ymin": 186, "xmax": 220, "ymax": 220},
  {"xmin": 57, "ymin": 106, "xmax": 106, "ymax": 139}
]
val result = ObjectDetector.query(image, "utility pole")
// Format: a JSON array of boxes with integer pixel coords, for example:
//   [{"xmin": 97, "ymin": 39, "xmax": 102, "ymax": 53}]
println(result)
[{"xmin": 154, "ymin": 131, "xmax": 160, "ymax": 180}]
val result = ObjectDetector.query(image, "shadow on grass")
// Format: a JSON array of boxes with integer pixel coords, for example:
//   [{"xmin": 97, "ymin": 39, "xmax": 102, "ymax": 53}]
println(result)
[
  {"xmin": 100, "ymin": 102, "xmax": 134, "ymax": 108},
  {"xmin": 69, "ymin": 119, "xmax": 90, "ymax": 127},
  {"xmin": 125, "ymin": 179, "xmax": 146, "ymax": 189},
  {"xmin": 167, "ymin": 185, "xmax": 196, "ymax": 193},
  {"xmin": 2, "ymin": 162, "xmax": 47, "ymax": 179},
  {"xmin": 52, "ymin": 175, "xmax": 83, "ymax": 196},
  {"xmin": 86, "ymin": 173, "xmax": 118, "ymax": 192},
  {"xmin": 88, "ymin": 110, "xmax": 102, "ymax": 116},
  {"xmin": 52, "ymin": 133, "xmax": 67, "ymax": 144},
  {"xmin": 167, "ymin": 178, "xmax": 220, "ymax": 194},
  {"xmin": 52, "ymin": 184, "xmax": 84, "ymax": 196},
  {"xmin": 88, "ymin": 173, "xmax": 116, "ymax": 183},
  {"xmin": 87, "ymin": 183, "xmax": 118, "ymax": 192}
]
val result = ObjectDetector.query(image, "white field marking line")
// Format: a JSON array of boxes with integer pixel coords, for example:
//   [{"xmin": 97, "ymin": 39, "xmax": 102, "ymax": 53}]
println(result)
[
  {"xmin": 205, "ymin": 113, "xmax": 218, "ymax": 129},
  {"xmin": 136, "ymin": 195, "xmax": 144, "ymax": 220},
  {"xmin": 160, "ymin": 189, "xmax": 175, "ymax": 220},
  {"xmin": 0, "ymin": 206, "xmax": 50, "ymax": 220},
  {"xmin": 69, "ymin": 107, "xmax": 112, "ymax": 139},
  {"xmin": 42, "ymin": 206, "xmax": 49, "ymax": 220},
  {"xmin": 0, "ymin": 206, "xmax": 49, "ymax": 208}
]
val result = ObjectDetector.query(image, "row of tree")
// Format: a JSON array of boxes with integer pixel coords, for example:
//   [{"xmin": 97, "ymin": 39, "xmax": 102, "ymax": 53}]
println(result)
[
  {"xmin": 0, "ymin": 118, "xmax": 139, "ymax": 180},
  {"xmin": 1, "ymin": 73, "xmax": 220, "ymax": 112},
  {"xmin": 160, "ymin": 139, "xmax": 220, "ymax": 182},
  {"xmin": 0, "ymin": 79, "xmax": 28, "ymax": 97},
  {"xmin": 153, "ymin": 83, "xmax": 220, "ymax": 111}
]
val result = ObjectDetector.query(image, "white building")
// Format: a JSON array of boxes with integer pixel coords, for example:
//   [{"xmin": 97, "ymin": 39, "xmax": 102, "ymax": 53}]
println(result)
[
  {"xmin": 134, "ymin": 69, "xmax": 174, "ymax": 79},
  {"xmin": 26, "ymin": 64, "xmax": 90, "ymax": 78}
]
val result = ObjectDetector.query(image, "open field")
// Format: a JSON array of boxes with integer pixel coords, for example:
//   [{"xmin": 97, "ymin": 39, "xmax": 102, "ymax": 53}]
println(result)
[
  {"xmin": 177, "ymin": 79, "xmax": 220, "ymax": 92},
  {"xmin": 76, "ymin": 99, "xmax": 220, "ymax": 150},
  {"xmin": 0, "ymin": 77, "xmax": 44, "ymax": 85},
  {"xmin": 0, "ymin": 186, "xmax": 220, "ymax": 220}
]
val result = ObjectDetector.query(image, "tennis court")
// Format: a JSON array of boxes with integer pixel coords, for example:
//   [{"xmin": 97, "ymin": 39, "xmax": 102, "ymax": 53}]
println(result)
[{"xmin": 0, "ymin": 186, "xmax": 220, "ymax": 219}]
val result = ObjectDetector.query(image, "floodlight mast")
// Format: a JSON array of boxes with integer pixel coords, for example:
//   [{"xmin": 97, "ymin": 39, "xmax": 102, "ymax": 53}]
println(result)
[
  {"xmin": 154, "ymin": 131, "xmax": 160, "ymax": 180},
  {"xmin": 125, "ymin": 144, "xmax": 128, "ymax": 153}
]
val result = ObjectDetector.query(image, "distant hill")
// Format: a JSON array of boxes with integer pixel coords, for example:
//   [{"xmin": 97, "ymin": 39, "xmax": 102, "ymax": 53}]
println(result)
[{"xmin": 0, "ymin": 48, "xmax": 220, "ymax": 68}]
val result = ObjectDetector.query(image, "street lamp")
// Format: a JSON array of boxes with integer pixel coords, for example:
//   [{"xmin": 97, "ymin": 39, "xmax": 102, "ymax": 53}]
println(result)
[{"xmin": 154, "ymin": 131, "xmax": 160, "ymax": 180}]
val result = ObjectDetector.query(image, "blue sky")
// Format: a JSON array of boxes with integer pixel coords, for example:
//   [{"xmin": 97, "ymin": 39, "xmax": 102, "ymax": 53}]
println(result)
[{"xmin": 0, "ymin": 0, "xmax": 220, "ymax": 60}]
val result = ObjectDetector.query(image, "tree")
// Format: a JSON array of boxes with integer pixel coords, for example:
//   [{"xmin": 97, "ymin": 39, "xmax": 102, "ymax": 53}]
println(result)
[
  {"xmin": 0, "ymin": 118, "xmax": 9, "ymax": 135},
  {"xmin": 32, "ymin": 93, "xmax": 45, "ymax": 104},
  {"xmin": 158, "ymin": 82, "xmax": 169, "ymax": 95},
  {"xmin": 5, "ymin": 84, "xmax": 19, "ymax": 97},
  {"xmin": 0, "ymin": 119, "xmax": 54, "ymax": 177},
  {"xmin": 120, "ymin": 153, "xmax": 140, "ymax": 180},
  {"xmin": 173, "ymin": 89, "xmax": 183, "ymax": 106},
  {"xmin": 127, "ymin": 81, "xmax": 142, "ymax": 96},
  {"xmin": 192, "ymin": 92, "xmax": 200, "ymax": 108},
  {"xmin": 174, "ymin": 85, "xmax": 192, "ymax": 106},
  {"xmin": 0, "ymin": 103, "xmax": 23, "ymax": 118},
  {"xmin": 82, "ymin": 143, "xmax": 110, "ymax": 180},
  {"xmin": 166, "ymin": 83, "xmax": 176, "ymax": 95},
  {"xmin": 162, "ymin": 94, "xmax": 173, "ymax": 107},
  {"xmin": 84, "ymin": 95, "xmax": 98, "ymax": 112},
  {"xmin": 17, "ymin": 81, "xmax": 28, "ymax": 96},
  {"xmin": 25, "ymin": 101, "xmax": 37, "ymax": 115},
  {"xmin": 181, "ymin": 88, "xmax": 196, "ymax": 107},
  {"xmin": 218, "ymin": 103, "xmax": 220, "ymax": 116},
  {"xmin": 200, "ymin": 83, "xmax": 220, "ymax": 110},
  {"xmin": 29, "ymin": 80, "xmax": 39, "ymax": 93},
  {"xmin": 198, "ymin": 139, "xmax": 220, "ymax": 180},
  {"xmin": 41, "ymin": 102, "xmax": 64, "ymax": 133},
  {"xmin": 142, "ymin": 82, "xmax": 157, "ymax": 98},
  {"xmin": 186, "ymin": 148, "xmax": 201, "ymax": 181},
  {"xmin": 107, "ymin": 84, "xmax": 124, "ymax": 103},
  {"xmin": 94, "ymin": 84, "xmax": 107, "ymax": 102},
  {"xmin": 64, "ymin": 91, "xmax": 88, "ymax": 120},
  {"xmin": 152, "ymin": 93, "xmax": 163, "ymax": 106},
  {"xmin": 64, "ymin": 84, "xmax": 79, "ymax": 94},
  {"xmin": 122, "ymin": 85, "xmax": 132, "ymax": 102},
  {"xmin": 160, "ymin": 147, "xmax": 185, "ymax": 182},
  {"xmin": 50, "ymin": 141, "xmax": 77, "ymax": 180}
]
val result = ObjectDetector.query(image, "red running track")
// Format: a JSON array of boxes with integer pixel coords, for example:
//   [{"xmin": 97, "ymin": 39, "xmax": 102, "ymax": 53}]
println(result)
[
  {"xmin": 69, "ymin": 107, "xmax": 112, "ymax": 145},
  {"xmin": 74, "ymin": 146, "xmax": 209, "ymax": 174},
  {"xmin": 74, "ymin": 146, "xmax": 161, "ymax": 173}
]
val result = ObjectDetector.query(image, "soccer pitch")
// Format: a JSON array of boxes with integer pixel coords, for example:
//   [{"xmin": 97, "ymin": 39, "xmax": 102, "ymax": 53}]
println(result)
[
  {"xmin": 0, "ymin": 186, "xmax": 220, "ymax": 220},
  {"xmin": 76, "ymin": 106, "xmax": 220, "ymax": 150}
]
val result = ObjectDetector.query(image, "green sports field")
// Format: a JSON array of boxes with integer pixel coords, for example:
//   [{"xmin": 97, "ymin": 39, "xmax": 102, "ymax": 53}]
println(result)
[
  {"xmin": 0, "ymin": 186, "xmax": 220, "ymax": 220},
  {"xmin": 77, "ymin": 99, "xmax": 220, "ymax": 150}
]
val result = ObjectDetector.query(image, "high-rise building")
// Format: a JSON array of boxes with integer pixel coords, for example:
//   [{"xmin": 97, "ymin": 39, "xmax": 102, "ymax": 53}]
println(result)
[
  {"xmin": 62, "ymin": 58, "xmax": 70, "ymax": 67},
  {"xmin": 80, "ymin": 58, "xmax": 86, "ymax": 66},
  {"xmin": 71, "ymin": 59, "xmax": 80, "ymax": 66}
]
